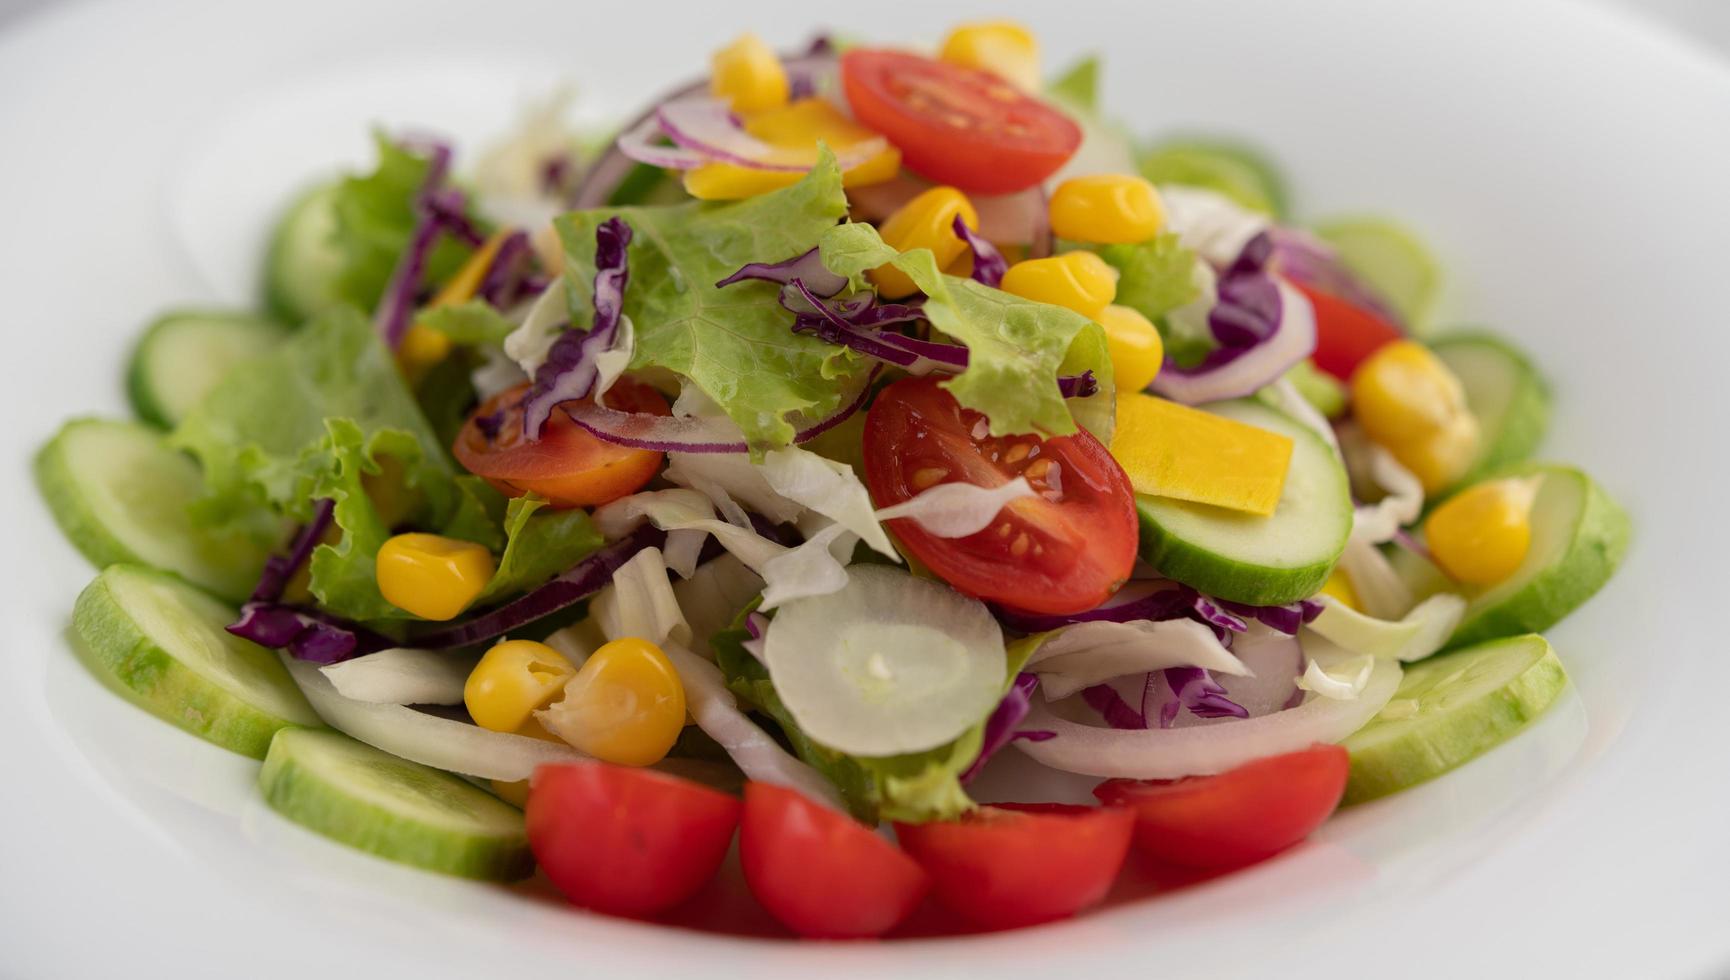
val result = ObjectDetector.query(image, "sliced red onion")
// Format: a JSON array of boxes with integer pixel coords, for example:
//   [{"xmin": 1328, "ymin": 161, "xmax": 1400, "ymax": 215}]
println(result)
[
  {"xmin": 1267, "ymin": 226, "xmax": 1405, "ymax": 328},
  {"xmin": 717, "ymin": 247, "xmax": 848, "ymax": 298},
  {"xmin": 408, "ymin": 524, "xmax": 666, "ymax": 649},
  {"xmin": 521, "ymin": 216, "xmax": 632, "ymax": 440},
  {"xmin": 1150, "ymin": 277, "xmax": 1316, "ymax": 404},
  {"xmin": 656, "ymin": 96, "xmax": 887, "ymax": 173},
  {"xmin": 562, "ymin": 363, "xmax": 880, "ymax": 453},
  {"xmin": 960, "ymin": 672, "xmax": 1040, "ymax": 784},
  {"xmin": 615, "ymin": 115, "xmax": 714, "ymax": 171},
  {"xmin": 952, "ymin": 215, "xmax": 1007, "ymax": 287}
]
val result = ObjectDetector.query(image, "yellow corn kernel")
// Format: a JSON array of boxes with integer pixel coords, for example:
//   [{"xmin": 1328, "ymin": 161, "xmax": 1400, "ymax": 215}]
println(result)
[
  {"xmin": 1049, "ymin": 175, "xmax": 1167, "ymax": 244},
  {"xmin": 1424, "ymin": 477, "xmax": 1544, "ymax": 586},
  {"xmin": 490, "ymin": 779, "xmax": 531, "ymax": 808},
  {"xmin": 1096, "ymin": 304, "xmax": 1164, "ymax": 392},
  {"xmin": 465, "ymin": 640, "xmax": 578, "ymax": 733},
  {"xmin": 867, "ymin": 187, "xmax": 979, "ymax": 299},
  {"xmin": 681, "ymin": 98, "xmax": 902, "ymax": 200},
  {"xmin": 1350, "ymin": 340, "xmax": 1480, "ymax": 492},
  {"xmin": 1000, "ymin": 252, "xmax": 1119, "ymax": 319},
  {"xmin": 1318, "ymin": 566, "xmax": 1360, "ymax": 610},
  {"xmin": 1110, "ymin": 392, "xmax": 1294, "ymax": 516},
  {"xmin": 376, "ymin": 533, "xmax": 496, "ymax": 621},
  {"xmin": 537, "ymin": 637, "xmax": 687, "ymax": 768},
  {"xmin": 710, "ymin": 33, "xmax": 790, "ymax": 113},
  {"xmin": 939, "ymin": 20, "xmax": 1040, "ymax": 91},
  {"xmin": 398, "ymin": 231, "xmax": 509, "ymax": 382}
]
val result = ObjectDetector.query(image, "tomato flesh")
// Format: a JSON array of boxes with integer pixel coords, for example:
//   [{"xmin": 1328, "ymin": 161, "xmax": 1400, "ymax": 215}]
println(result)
[
  {"xmin": 895, "ymin": 803, "xmax": 1134, "ymax": 929},
  {"xmin": 863, "ymin": 376, "xmax": 1138, "ymax": 615},
  {"xmin": 1094, "ymin": 745, "xmax": 1350, "ymax": 869},
  {"xmin": 1298, "ymin": 282, "xmax": 1404, "ymax": 381},
  {"xmin": 740, "ymin": 782, "xmax": 928, "ymax": 938},
  {"xmin": 526, "ymin": 762, "xmax": 741, "ymax": 918},
  {"xmin": 453, "ymin": 379, "xmax": 667, "ymax": 508},
  {"xmin": 841, "ymin": 49, "xmax": 1081, "ymax": 194}
]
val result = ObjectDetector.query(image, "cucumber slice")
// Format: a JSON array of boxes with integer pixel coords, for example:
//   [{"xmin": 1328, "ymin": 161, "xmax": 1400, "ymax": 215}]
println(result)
[
  {"xmin": 1342, "ymin": 633, "xmax": 1566, "ymax": 804},
  {"xmin": 259, "ymin": 727, "xmax": 533, "ymax": 881},
  {"xmin": 72, "ymin": 565, "xmax": 320, "ymax": 758},
  {"xmin": 263, "ymin": 182, "xmax": 345, "ymax": 325},
  {"xmin": 127, "ymin": 311, "xmax": 287, "ymax": 428},
  {"xmin": 1135, "ymin": 400, "xmax": 1352, "ymax": 605},
  {"xmin": 1431, "ymin": 332, "xmax": 1551, "ymax": 485},
  {"xmin": 1139, "ymin": 137, "xmax": 1288, "ymax": 217},
  {"xmin": 1312, "ymin": 216, "xmax": 1441, "ymax": 328},
  {"xmin": 1447, "ymin": 464, "xmax": 1629, "ymax": 649},
  {"xmin": 36, "ymin": 419, "xmax": 272, "ymax": 602}
]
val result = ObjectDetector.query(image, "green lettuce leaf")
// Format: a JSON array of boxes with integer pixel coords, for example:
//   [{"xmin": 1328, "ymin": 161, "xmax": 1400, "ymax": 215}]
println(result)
[
  {"xmin": 1047, "ymin": 55, "xmax": 1100, "ymax": 112},
  {"xmin": 1095, "ymin": 233, "xmax": 1200, "ymax": 322},
  {"xmin": 330, "ymin": 134, "xmax": 475, "ymax": 311},
  {"xmin": 555, "ymin": 148, "xmax": 870, "ymax": 451},
  {"xmin": 818, "ymin": 222, "xmax": 1114, "ymax": 439},
  {"xmin": 420, "ymin": 300, "xmax": 517, "ymax": 347},
  {"xmin": 479, "ymin": 495, "xmax": 604, "ymax": 603},
  {"xmin": 713, "ymin": 604, "xmax": 1037, "ymax": 824}
]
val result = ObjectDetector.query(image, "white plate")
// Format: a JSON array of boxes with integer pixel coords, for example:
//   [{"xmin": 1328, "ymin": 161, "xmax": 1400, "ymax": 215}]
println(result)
[{"xmin": 2, "ymin": 0, "xmax": 1727, "ymax": 976}]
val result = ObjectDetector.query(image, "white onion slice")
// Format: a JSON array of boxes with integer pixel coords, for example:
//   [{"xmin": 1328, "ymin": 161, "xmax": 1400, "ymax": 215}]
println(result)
[
  {"xmin": 664, "ymin": 643, "xmax": 843, "ymax": 809},
  {"xmin": 1025, "ymin": 618, "xmax": 1247, "ymax": 701},
  {"xmin": 1305, "ymin": 593, "xmax": 1466, "ymax": 662},
  {"xmin": 655, "ymin": 96, "xmax": 889, "ymax": 173},
  {"xmin": 1016, "ymin": 657, "xmax": 1401, "ymax": 779},
  {"xmin": 282, "ymin": 655, "xmax": 587, "ymax": 781},
  {"xmin": 874, "ymin": 477, "xmax": 1036, "ymax": 538},
  {"xmin": 1159, "ymin": 184, "xmax": 1274, "ymax": 266},
  {"xmin": 318, "ymin": 647, "xmax": 476, "ymax": 706},
  {"xmin": 1149, "ymin": 279, "xmax": 1317, "ymax": 405}
]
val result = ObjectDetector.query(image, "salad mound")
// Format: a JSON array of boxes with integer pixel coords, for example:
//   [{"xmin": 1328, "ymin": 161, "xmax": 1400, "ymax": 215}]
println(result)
[{"xmin": 38, "ymin": 19, "xmax": 1628, "ymax": 937}]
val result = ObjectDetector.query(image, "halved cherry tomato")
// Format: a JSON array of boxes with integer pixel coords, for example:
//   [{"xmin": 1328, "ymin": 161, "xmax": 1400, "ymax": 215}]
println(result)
[
  {"xmin": 740, "ymin": 782, "xmax": 928, "ymax": 938},
  {"xmin": 895, "ymin": 803, "xmax": 1134, "ymax": 929},
  {"xmin": 526, "ymin": 762, "xmax": 741, "ymax": 918},
  {"xmin": 840, "ymin": 49, "xmax": 1081, "ymax": 194},
  {"xmin": 453, "ymin": 379, "xmax": 668, "ymax": 508},
  {"xmin": 1094, "ymin": 745, "xmax": 1350, "ymax": 869},
  {"xmin": 863, "ymin": 376, "xmax": 1138, "ymax": 615},
  {"xmin": 1297, "ymin": 283, "xmax": 1404, "ymax": 381}
]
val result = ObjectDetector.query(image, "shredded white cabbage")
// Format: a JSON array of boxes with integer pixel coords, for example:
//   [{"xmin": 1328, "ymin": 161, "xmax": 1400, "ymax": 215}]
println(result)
[
  {"xmin": 594, "ymin": 489, "xmax": 786, "ymax": 571},
  {"xmin": 671, "ymin": 553, "xmax": 764, "ymax": 658},
  {"xmin": 1296, "ymin": 648, "xmax": 1377, "ymax": 700},
  {"xmin": 874, "ymin": 477, "xmax": 1036, "ymax": 538},
  {"xmin": 662, "ymin": 528, "xmax": 706, "ymax": 579},
  {"xmin": 665, "ymin": 451, "xmax": 801, "ymax": 526},
  {"xmin": 590, "ymin": 315, "xmax": 635, "ymax": 406},
  {"xmin": 1337, "ymin": 535, "xmax": 1416, "ymax": 620},
  {"xmin": 761, "ymin": 447, "xmax": 897, "ymax": 557},
  {"xmin": 502, "ymin": 275, "xmax": 568, "ymax": 376},
  {"xmin": 1025, "ymin": 618, "xmax": 1250, "ymax": 701},
  {"xmin": 591, "ymin": 547, "xmax": 690, "ymax": 648},
  {"xmin": 1352, "ymin": 442, "xmax": 1424, "ymax": 545},
  {"xmin": 318, "ymin": 647, "xmax": 475, "ymax": 706},
  {"xmin": 758, "ymin": 521, "xmax": 855, "ymax": 611},
  {"xmin": 471, "ymin": 344, "xmax": 529, "ymax": 401},
  {"xmin": 543, "ymin": 617, "xmax": 606, "ymax": 668},
  {"xmin": 1158, "ymin": 185, "xmax": 1273, "ymax": 266},
  {"xmin": 1263, "ymin": 376, "xmax": 1340, "ymax": 454},
  {"xmin": 1306, "ymin": 592, "xmax": 1467, "ymax": 662}
]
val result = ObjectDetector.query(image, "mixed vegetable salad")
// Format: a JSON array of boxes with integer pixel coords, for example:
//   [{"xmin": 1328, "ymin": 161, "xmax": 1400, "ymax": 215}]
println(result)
[{"xmin": 38, "ymin": 21, "xmax": 1629, "ymax": 937}]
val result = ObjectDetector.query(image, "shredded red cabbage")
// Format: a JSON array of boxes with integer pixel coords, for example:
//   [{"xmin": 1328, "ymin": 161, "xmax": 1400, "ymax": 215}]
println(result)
[
  {"xmin": 521, "ymin": 216, "xmax": 633, "ymax": 440},
  {"xmin": 408, "ymin": 523, "xmax": 666, "ymax": 649},
  {"xmin": 477, "ymin": 230, "xmax": 534, "ymax": 308},
  {"xmin": 1083, "ymin": 681, "xmax": 1149, "ymax": 729},
  {"xmin": 715, "ymin": 246, "xmax": 848, "ymax": 298},
  {"xmin": 951, "ymin": 215, "xmax": 1007, "ymax": 288},
  {"xmin": 961, "ymin": 672, "xmax": 1042, "ymax": 783},
  {"xmin": 1208, "ymin": 231, "xmax": 1281, "ymax": 348},
  {"xmin": 1159, "ymin": 667, "xmax": 1249, "ymax": 726},
  {"xmin": 375, "ymin": 141, "xmax": 459, "ymax": 350},
  {"xmin": 226, "ymin": 499, "xmax": 393, "ymax": 664}
]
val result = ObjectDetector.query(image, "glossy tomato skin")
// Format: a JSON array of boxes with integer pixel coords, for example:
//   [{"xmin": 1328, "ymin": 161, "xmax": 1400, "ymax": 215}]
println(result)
[
  {"xmin": 1297, "ymin": 283, "xmax": 1404, "ymax": 381},
  {"xmin": 863, "ymin": 377, "xmax": 1138, "ymax": 615},
  {"xmin": 895, "ymin": 803, "xmax": 1134, "ymax": 929},
  {"xmin": 527, "ymin": 763, "xmax": 741, "ymax": 918},
  {"xmin": 740, "ymin": 782, "xmax": 928, "ymax": 938},
  {"xmin": 841, "ymin": 49, "xmax": 1081, "ymax": 194},
  {"xmin": 453, "ymin": 379, "xmax": 668, "ymax": 508},
  {"xmin": 1094, "ymin": 744, "xmax": 1350, "ymax": 869}
]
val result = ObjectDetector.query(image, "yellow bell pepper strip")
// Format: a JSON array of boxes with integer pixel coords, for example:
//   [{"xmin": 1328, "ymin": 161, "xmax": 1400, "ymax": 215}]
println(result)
[
  {"xmin": 710, "ymin": 33, "xmax": 790, "ymax": 113},
  {"xmin": 396, "ymin": 230, "xmax": 511, "ymax": 380},
  {"xmin": 1110, "ymin": 392, "xmax": 1295, "ymax": 516},
  {"xmin": 682, "ymin": 98, "xmax": 901, "ymax": 201}
]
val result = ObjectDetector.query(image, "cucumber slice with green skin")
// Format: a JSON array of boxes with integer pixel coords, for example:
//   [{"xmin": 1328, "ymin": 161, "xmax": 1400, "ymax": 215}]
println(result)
[
  {"xmin": 1446, "ymin": 463, "xmax": 1629, "ymax": 650},
  {"xmin": 72, "ymin": 565, "xmax": 320, "ymax": 758},
  {"xmin": 259, "ymin": 727, "xmax": 533, "ymax": 881},
  {"xmin": 1139, "ymin": 138, "xmax": 1288, "ymax": 217},
  {"xmin": 1431, "ymin": 332, "xmax": 1551, "ymax": 486},
  {"xmin": 127, "ymin": 311, "xmax": 287, "ymax": 428},
  {"xmin": 1312, "ymin": 216, "xmax": 1441, "ymax": 328},
  {"xmin": 263, "ymin": 182, "xmax": 345, "ymax": 325},
  {"xmin": 36, "ymin": 419, "xmax": 271, "ymax": 602},
  {"xmin": 1135, "ymin": 400, "xmax": 1352, "ymax": 606},
  {"xmin": 1342, "ymin": 633, "xmax": 1567, "ymax": 804}
]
